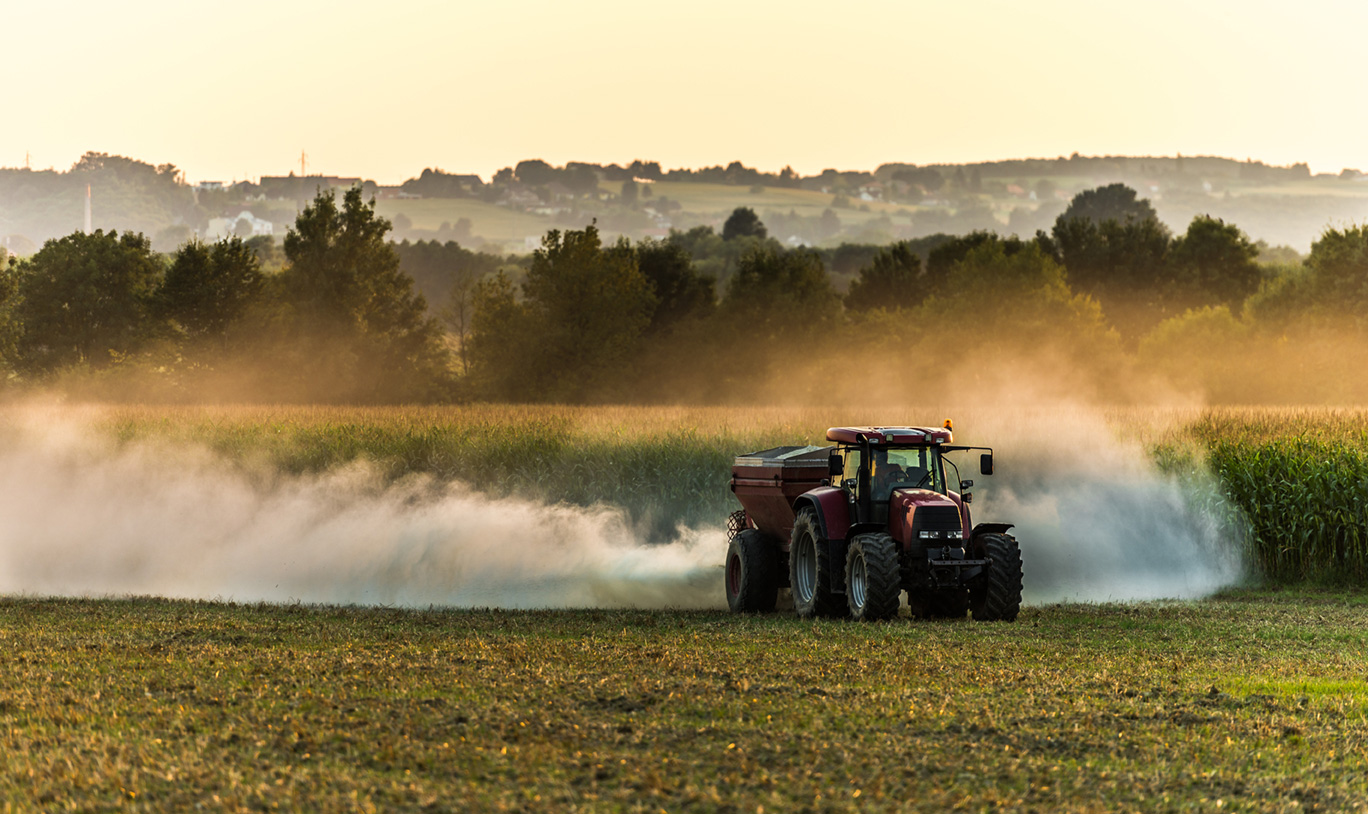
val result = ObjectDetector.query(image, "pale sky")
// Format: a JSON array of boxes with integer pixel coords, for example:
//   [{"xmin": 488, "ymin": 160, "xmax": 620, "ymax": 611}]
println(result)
[{"xmin": 6, "ymin": 0, "xmax": 1366, "ymax": 184}]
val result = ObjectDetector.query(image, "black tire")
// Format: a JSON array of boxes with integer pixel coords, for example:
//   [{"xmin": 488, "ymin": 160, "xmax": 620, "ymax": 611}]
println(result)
[
  {"xmin": 725, "ymin": 529, "xmax": 780, "ymax": 613},
  {"xmin": 845, "ymin": 533, "xmax": 901, "ymax": 621},
  {"xmin": 970, "ymin": 533, "xmax": 1023, "ymax": 622},
  {"xmin": 789, "ymin": 508, "xmax": 847, "ymax": 619}
]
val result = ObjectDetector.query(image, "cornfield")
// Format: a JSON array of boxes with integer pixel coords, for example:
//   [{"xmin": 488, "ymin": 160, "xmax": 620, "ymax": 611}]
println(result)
[
  {"xmin": 17, "ymin": 403, "xmax": 1368, "ymax": 584},
  {"xmin": 1189, "ymin": 410, "xmax": 1368, "ymax": 583}
]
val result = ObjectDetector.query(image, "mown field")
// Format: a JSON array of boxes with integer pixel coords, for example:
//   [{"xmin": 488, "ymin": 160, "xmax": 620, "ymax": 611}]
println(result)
[{"xmin": 2, "ymin": 592, "xmax": 1366, "ymax": 812}]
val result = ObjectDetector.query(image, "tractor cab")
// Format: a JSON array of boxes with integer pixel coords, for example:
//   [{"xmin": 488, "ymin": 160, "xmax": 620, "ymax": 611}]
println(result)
[{"xmin": 826, "ymin": 425, "xmax": 957, "ymax": 529}]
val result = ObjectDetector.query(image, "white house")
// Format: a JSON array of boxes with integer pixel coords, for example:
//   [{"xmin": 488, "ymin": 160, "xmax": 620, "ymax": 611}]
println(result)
[{"xmin": 205, "ymin": 210, "xmax": 275, "ymax": 240}]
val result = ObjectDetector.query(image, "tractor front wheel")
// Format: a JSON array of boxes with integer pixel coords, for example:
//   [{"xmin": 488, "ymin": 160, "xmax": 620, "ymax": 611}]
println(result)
[
  {"xmin": 790, "ymin": 508, "xmax": 846, "ymax": 619},
  {"xmin": 725, "ymin": 529, "xmax": 779, "ymax": 613},
  {"xmin": 846, "ymin": 533, "xmax": 901, "ymax": 621},
  {"xmin": 970, "ymin": 532, "xmax": 1023, "ymax": 621}
]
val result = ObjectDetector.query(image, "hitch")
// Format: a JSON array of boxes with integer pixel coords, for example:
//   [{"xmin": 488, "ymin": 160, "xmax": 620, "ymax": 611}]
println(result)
[{"xmin": 925, "ymin": 547, "xmax": 990, "ymax": 587}]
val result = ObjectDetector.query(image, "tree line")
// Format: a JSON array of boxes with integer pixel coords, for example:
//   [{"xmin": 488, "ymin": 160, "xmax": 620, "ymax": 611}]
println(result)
[
  {"xmin": 0, "ymin": 187, "xmax": 445, "ymax": 401},
  {"xmin": 2, "ymin": 182, "xmax": 1366, "ymax": 404}
]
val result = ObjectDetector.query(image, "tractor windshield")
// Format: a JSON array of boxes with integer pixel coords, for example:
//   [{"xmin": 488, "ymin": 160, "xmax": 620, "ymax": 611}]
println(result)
[{"xmin": 870, "ymin": 445, "xmax": 946, "ymax": 501}]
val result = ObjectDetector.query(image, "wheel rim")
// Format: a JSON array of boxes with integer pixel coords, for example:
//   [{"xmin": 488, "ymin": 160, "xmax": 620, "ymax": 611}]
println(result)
[
  {"xmin": 726, "ymin": 552, "xmax": 742, "ymax": 597},
  {"xmin": 793, "ymin": 536, "xmax": 816, "ymax": 604},
  {"xmin": 849, "ymin": 549, "xmax": 867, "ymax": 611}
]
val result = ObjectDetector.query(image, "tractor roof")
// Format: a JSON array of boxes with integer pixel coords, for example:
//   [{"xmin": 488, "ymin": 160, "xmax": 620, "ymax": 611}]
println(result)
[{"xmin": 825, "ymin": 426, "xmax": 953, "ymax": 445}]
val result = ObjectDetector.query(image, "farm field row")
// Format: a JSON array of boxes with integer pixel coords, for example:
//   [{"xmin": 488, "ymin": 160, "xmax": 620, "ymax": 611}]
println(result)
[{"xmin": 1, "ymin": 592, "xmax": 1365, "ymax": 811}]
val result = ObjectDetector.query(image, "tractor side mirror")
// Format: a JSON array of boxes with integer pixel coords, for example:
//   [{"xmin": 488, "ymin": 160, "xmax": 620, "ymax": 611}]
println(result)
[
  {"xmin": 828, "ymin": 452, "xmax": 844, "ymax": 478},
  {"xmin": 980, "ymin": 453, "xmax": 994, "ymax": 476},
  {"xmin": 963, "ymin": 492, "xmax": 973, "ymax": 504},
  {"xmin": 960, "ymin": 479, "xmax": 974, "ymax": 490}
]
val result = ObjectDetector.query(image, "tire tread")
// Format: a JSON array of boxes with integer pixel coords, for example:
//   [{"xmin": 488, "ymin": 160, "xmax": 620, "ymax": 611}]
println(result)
[
  {"xmin": 972, "ymin": 533, "xmax": 1023, "ymax": 622},
  {"xmin": 847, "ymin": 532, "xmax": 901, "ymax": 621}
]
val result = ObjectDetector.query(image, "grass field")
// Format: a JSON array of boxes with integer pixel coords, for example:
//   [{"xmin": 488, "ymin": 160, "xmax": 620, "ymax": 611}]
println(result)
[
  {"xmin": 374, "ymin": 198, "xmax": 552, "ymax": 245},
  {"xmin": 2, "ymin": 591, "xmax": 1366, "ymax": 812}
]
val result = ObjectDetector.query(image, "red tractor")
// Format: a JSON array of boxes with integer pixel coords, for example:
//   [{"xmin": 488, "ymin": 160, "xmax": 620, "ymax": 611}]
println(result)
[{"xmin": 724, "ymin": 424, "xmax": 1022, "ymax": 621}]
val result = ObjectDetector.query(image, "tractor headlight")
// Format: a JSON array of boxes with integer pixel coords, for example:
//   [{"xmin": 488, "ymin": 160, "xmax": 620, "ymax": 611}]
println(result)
[
  {"xmin": 919, "ymin": 530, "xmax": 941, "ymax": 539},
  {"xmin": 946, "ymin": 530, "xmax": 963, "ymax": 540}
]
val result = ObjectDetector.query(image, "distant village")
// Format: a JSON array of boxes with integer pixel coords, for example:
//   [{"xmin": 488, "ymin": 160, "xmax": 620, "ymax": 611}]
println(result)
[{"xmin": 4, "ymin": 152, "xmax": 1368, "ymax": 256}]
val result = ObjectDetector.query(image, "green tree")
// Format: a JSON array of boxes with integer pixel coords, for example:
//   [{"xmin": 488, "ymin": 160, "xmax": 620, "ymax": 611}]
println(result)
[
  {"xmin": 1167, "ymin": 215, "xmax": 1261, "ymax": 307},
  {"xmin": 11, "ymin": 229, "xmax": 163, "ymax": 372},
  {"xmin": 1304, "ymin": 224, "xmax": 1368, "ymax": 308},
  {"xmin": 1052, "ymin": 215, "xmax": 1171, "ymax": 294},
  {"xmin": 927, "ymin": 241, "xmax": 1113, "ymax": 354},
  {"xmin": 565, "ymin": 164, "xmax": 600, "ymax": 196},
  {"xmin": 465, "ymin": 271, "xmax": 530, "ymax": 396},
  {"xmin": 722, "ymin": 207, "xmax": 767, "ymax": 241},
  {"xmin": 621, "ymin": 179, "xmax": 639, "ymax": 207},
  {"xmin": 665, "ymin": 224, "xmax": 768, "ymax": 285},
  {"xmin": 635, "ymin": 239, "xmax": 715, "ymax": 335},
  {"xmin": 281, "ymin": 186, "xmax": 449, "ymax": 400},
  {"xmin": 438, "ymin": 256, "xmax": 495, "ymax": 378},
  {"xmin": 724, "ymin": 247, "xmax": 837, "ymax": 335},
  {"xmin": 514, "ymin": 159, "xmax": 558, "ymax": 186},
  {"xmin": 244, "ymin": 235, "xmax": 281, "ymax": 270},
  {"xmin": 845, "ymin": 242, "xmax": 924, "ymax": 312},
  {"xmin": 0, "ymin": 256, "xmax": 21, "ymax": 368},
  {"xmin": 392, "ymin": 239, "xmax": 502, "ymax": 318},
  {"xmin": 469, "ymin": 224, "xmax": 656, "ymax": 400},
  {"xmin": 158, "ymin": 237, "xmax": 264, "ymax": 346},
  {"xmin": 1056, "ymin": 183, "xmax": 1158, "ymax": 226},
  {"xmin": 925, "ymin": 231, "xmax": 1031, "ymax": 293}
]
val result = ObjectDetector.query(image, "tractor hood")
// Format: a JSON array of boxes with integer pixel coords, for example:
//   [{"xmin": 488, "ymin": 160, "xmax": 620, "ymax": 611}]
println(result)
[
  {"xmin": 890, "ymin": 488, "xmax": 958, "ymax": 513},
  {"xmin": 889, "ymin": 488, "xmax": 970, "ymax": 549}
]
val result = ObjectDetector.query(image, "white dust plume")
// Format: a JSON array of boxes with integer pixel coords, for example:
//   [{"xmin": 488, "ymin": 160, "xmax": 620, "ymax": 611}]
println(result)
[
  {"xmin": 959, "ymin": 403, "xmax": 1245, "ymax": 603},
  {"xmin": 0, "ymin": 413, "xmax": 724, "ymax": 609}
]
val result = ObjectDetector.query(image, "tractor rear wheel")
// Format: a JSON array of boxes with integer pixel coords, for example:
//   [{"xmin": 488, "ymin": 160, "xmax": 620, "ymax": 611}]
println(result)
[
  {"xmin": 846, "ymin": 533, "xmax": 901, "ymax": 621},
  {"xmin": 970, "ymin": 533, "xmax": 1023, "ymax": 621},
  {"xmin": 790, "ymin": 508, "xmax": 847, "ymax": 619},
  {"xmin": 725, "ymin": 529, "xmax": 779, "ymax": 613}
]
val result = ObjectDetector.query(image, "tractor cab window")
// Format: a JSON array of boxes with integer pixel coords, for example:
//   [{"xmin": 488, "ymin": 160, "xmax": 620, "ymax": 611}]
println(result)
[
  {"xmin": 870, "ymin": 447, "xmax": 941, "ymax": 501},
  {"xmin": 841, "ymin": 447, "xmax": 862, "ymax": 493}
]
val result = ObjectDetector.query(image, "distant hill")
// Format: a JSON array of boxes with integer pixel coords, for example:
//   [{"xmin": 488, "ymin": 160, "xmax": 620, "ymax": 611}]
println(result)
[{"xmin": 4, "ymin": 152, "xmax": 1366, "ymax": 255}]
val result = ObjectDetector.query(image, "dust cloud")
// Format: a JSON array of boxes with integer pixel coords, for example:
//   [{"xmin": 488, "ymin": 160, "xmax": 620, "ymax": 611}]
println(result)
[
  {"xmin": 950, "ymin": 401, "xmax": 1245, "ymax": 603},
  {"xmin": 0, "ymin": 396, "xmax": 1245, "ymax": 611},
  {"xmin": 0, "ymin": 413, "xmax": 723, "ymax": 609}
]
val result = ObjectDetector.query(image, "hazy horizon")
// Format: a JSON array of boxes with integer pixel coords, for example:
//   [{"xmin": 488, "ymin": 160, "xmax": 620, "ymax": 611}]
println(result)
[{"xmin": 7, "ymin": 0, "xmax": 1367, "ymax": 185}]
